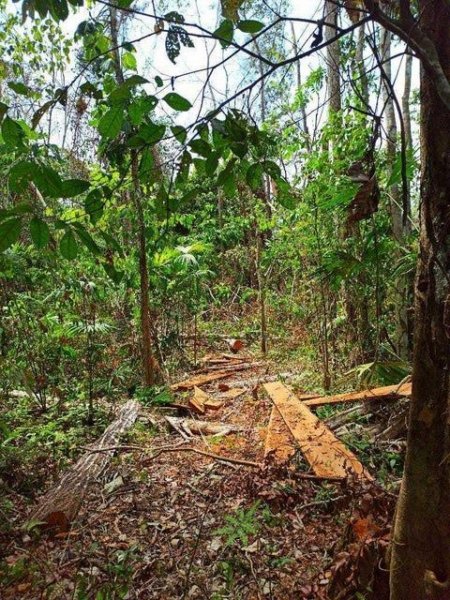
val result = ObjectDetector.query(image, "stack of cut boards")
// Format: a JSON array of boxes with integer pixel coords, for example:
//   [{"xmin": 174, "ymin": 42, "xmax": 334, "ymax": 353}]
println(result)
[{"xmin": 264, "ymin": 381, "xmax": 412, "ymax": 480}]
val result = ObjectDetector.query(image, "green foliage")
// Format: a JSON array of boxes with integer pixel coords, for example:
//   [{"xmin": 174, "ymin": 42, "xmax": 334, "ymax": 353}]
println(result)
[{"xmin": 215, "ymin": 501, "xmax": 263, "ymax": 548}]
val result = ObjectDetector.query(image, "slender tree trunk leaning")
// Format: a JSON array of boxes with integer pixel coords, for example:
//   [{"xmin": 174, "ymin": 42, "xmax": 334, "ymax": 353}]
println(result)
[{"xmin": 389, "ymin": 3, "xmax": 450, "ymax": 598}]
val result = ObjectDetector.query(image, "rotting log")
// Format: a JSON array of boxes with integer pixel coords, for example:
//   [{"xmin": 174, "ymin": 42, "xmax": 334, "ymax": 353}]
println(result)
[
  {"xmin": 28, "ymin": 400, "xmax": 140, "ymax": 532},
  {"xmin": 303, "ymin": 382, "xmax": 412, "ymax": 407},
  {"xmin": 264, "ymin": 382, "xmax": 371, "ymax": 479}
]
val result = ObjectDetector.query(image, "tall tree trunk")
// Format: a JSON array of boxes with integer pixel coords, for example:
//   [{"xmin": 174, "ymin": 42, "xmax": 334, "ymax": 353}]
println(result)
[
  {"xmin": 131, "ymin": 154, "xmax": 158, "ymax": 387},
  {"xmin": 381, "ymin": 27, "xmax": 410, "ymax": 359},
  {"xmin": 324, "ymin": 0, "xmax": 341, "ymax": 114},
  {"xmin": 389, "ymin": 2, "xmax": 450, "ymax": 597},
  {"xmin": 108, "ymin": 7, "xmax": 159, "ymax": 386}
]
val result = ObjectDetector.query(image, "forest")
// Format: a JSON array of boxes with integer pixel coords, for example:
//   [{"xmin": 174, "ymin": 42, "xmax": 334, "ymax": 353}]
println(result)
[{"xmin": 1, "ymin": 0, "xmax": 450, "ymax": 598}]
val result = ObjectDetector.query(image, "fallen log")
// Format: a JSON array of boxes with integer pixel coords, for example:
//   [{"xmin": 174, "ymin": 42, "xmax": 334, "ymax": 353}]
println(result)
[
  {"xmin": 303, "ymin": 382, "xmax": 412, "ymax": 407},
  {"xmin": 264, "ymin": 382, "xmax": 371, "ymax": 479},
  {"xmin": 28, "ymin": 400, "xmax": 140, "ymax": 532},
  {"xmin": 170, "ymin": 363, "xmax": 258, "ymax": 391}
]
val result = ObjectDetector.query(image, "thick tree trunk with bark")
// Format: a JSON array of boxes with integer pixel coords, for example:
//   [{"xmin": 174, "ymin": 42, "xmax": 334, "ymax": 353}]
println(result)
[{"xmin": 389, "ymin": 3, "xmax": 450, "ymax": 598}]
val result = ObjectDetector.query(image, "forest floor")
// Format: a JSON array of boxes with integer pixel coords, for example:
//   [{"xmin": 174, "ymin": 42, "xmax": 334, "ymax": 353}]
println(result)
[{"xmin": 1, "ymin": 354, "xmax": 399, "ymax": 599}]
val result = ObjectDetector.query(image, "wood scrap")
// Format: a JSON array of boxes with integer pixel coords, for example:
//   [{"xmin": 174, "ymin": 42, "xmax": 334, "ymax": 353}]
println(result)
[
  {"xmin": 170, "ymin": 363, "xmax": 257, "ymax": 391},
  {"xmin": 303, "ymin": 382, "xmax": 412, "ymax": 407},
  {"xmin": 188, "ymin": 386, "xmax": 208, "ymax": 414},
  {"xmin": 204, "ymin": 398, "xmax": 224, "ymax": 411},
  {"xmin": 222, "ymin": 387, "xmax": 246, "ymax": 400},
  {"xmin": 264, "ymin": 382, "xmax": 371, "ymax": 479},
  {"xmin": 165, "ymin": 416, "xmax": 241, "ymax": 438},
  {"xmin": 28, "ymin": 400, "xmax": 140, "ymax": 532}
]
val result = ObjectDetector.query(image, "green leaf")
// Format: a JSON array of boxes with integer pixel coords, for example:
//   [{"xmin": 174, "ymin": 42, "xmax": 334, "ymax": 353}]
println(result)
[
  {"xmin": 237, "ymin": 20, "xmax": 264, "ymax": 33},
  {"xmin": 103, "ymin": 262, "xmax": 123, "ymax": 283},
  {"xmin": 138, "ymin": 122, "xmax": 166, "ymax": 145},
  {"xmin": 1, "ymin": 117, "xmax": 25, "ymax": 148},
  {"xmin": 33, "ymin": 165, "xmax": 63, "ymax": 198},
  {"xmin": 246, "ymin": 163, "xmax": 263, "ymax": 190},
  {"xmin": 99, "ymin": 231, "xmax": 123, "ymax": 255},
  {"xmin": 261, "ymin": 160, "xmax": 281, "ymax": 179},
  {"xmin": 9, "ymin": 161, "xmax": 34, "ymax": 193},
  {"xmin": 0, "ymin": 218, "xmax": 22, "ymax": 251},
  {"xmin": 61, "ymin": 179, "xmax": 90, "ymax": 197},
  {"xmin": 60, "ymin": 230, "xmax": 78, "ymax": 260},
  {"xmin": 73, "ymin": 223, "xmax": 101, "ymax": 255},
  {"xmin": 50, "ymin": 0, "xmax": 69, "ymax": 21},
  {"xmin": 32, "ymin": 100, "xmax": 55, "ymax": 129},
  {"xmin": 213, "ymin": 19, "xmax": 234, "ymax": 48},
  {"xmin": 85, "ymin": 190, "xmax": 104, "ymax": 224},
  {"xmin": 189, "ymin": 139, "xmax": 211, "ymax": 158},
  {"xmin": 205, "ymin": 152, "xmax": 219, "ymax": 176},
  {"xmin": 98, "ymin": 107, "xmax": 124, "ymax": 139},
  {"xmin": 7, "ymin": 81, "xmax": 31, "ymax": 96},
  {"xmin": 29, "ymin": 217, "xmax": 50, "ymax": 249},
  {"xmin": 171, "ymin": 125, "xmax": 187, "ymax": 144},
  {"xmin": 155, "ymin": 75, "xmax": 163, "ymax": 87},
  {"xmin": 138, "ymin": 148, "xmax": 154, "ymax": 182},
  {"xmin": 163, "ymin": 92, "xmax": 192, "ymax": 112},
  {"xmin": 122, "ymin": 51, "xmax": 137, "ymax": 70}
]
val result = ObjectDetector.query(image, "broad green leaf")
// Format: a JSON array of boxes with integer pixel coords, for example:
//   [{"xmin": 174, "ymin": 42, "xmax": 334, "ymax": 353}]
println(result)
[
  {"xmin": 205, "ymin": 152, "xmax": 219, "ymax": 176},
  {"xmin": 50, "ymin": 0, "xmax": 69, "ymax": 21},
  {"xmin": 99, "ymin": 231, "xmax": 123, "ymax": 255},
  {"xmin": 171, "ymin": 125, "xmax": 187, "ymax": 144},
  {"xmin": 261, "ymin": 160, "xmax": 281, "ymax": 179},
  {"xmin": 0, "ymin": 218, "xmax": 22, "ymax": 251},
  {"xmin": 98, "ymin": 107, "xmax": 124, "ymax": 139},
  {"xmin": 213, "ymin": 19, "xmax": 234, "ymax": 48},
  {"xmin": 73, "ymin": 224, "xmax": 101, "ymax": 255},
  {"xmin": 128, "ymin": 96, "xmax": 158, "ymax": 125},
  {"xmin": 8, "ymin": 81, "xmax": 31, "ymax": 96},
  {"xmin": 122, "ymin": 51, "xmax": 137, "ymax": 70},
  {"xmin": 29, "ymin": 217, "xmax": 50, "ymax": 249},
  {"xmin": 60, "ymin": 230, "xmax": 78, "ymax": 260},
  {"xmin": 9, "ymin": 161, "xmax": 34, "ymax": 193},
  {"xmin": 237, "ymin": 20, "xmax": 264, "ymax": 33},
  {"xmin": 246, "ymin": 163, "xmax": 263, "ymax": 190},
  {"xmin": 2, "ymin": 117, "xmax": 25, "ymax": 148},
  {"xmin": 189, "ymin": 139, "xmax": 211, "ymax": 158},
  {"xmin": 138, "ymin": 122, "xmax": 166, "ymax": 145},
  {"xmin": 103, "ymin": 262, "xmax": 123, "ymax": 283},
  {"xmin": 33, "ymin": 165, "xmax": 63, "ymax": 198},
  {"xmin": 32, "ymin": 100, "xmax": 55, "ymax": 129},
  {"xmin": 138, "ymin": 148, "xmax": 154, "ymax": 182},
  {"xmin": 85, "ymin": 190, "xmax": 104, "ymax": 224},
  {"xmin": 163, "ymin": 92, "xmax": 192, "ymax": 112},
  {"xmin": 155, "ymin": 75, "xmax": 163, "ymax": 87},
  {"xmin": 61, "ymin": 179, "xmax": 90, "ymax": 197}
]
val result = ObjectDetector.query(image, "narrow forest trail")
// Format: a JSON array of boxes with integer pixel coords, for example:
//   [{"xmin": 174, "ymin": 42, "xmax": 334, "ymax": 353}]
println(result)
[{"xmin": 3, "ymin": 356, "xmax": 397, "ymax": 600}]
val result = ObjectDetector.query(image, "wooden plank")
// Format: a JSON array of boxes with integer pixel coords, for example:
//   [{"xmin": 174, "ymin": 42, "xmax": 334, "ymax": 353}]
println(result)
[
  {"xmin": 303, "ymin": 382, "xmax": 412, "ymax": 407},
  {"xmin": 264, "ymin": 382, "xmax": 370, "ymax": 479},
  {"xmin": 264, "ymin": 406, "xmax": 296, "ymax": 463}
]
